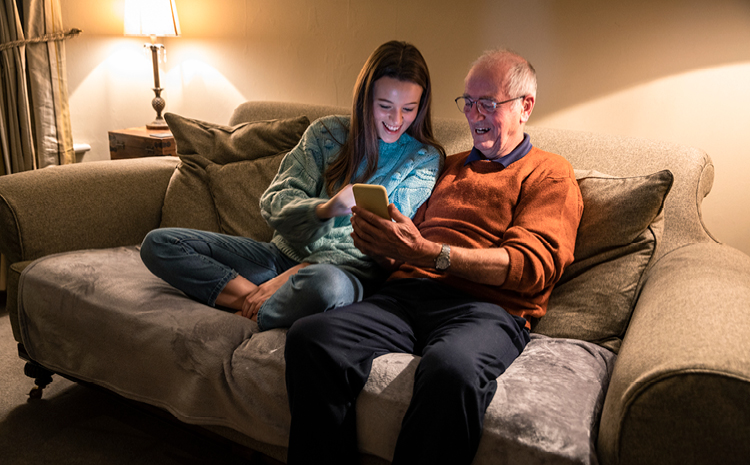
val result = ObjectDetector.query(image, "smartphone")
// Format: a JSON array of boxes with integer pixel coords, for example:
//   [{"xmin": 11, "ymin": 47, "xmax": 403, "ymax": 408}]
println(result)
[{"xmin": 352, "ymin": 184, "xmax": 390, "ymax": 219}]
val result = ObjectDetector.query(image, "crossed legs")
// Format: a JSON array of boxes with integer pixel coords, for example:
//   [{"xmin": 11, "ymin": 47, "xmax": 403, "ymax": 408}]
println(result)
[{"xmin": 140, "ymin": 227, "xmax": 365, "ymax": 330}]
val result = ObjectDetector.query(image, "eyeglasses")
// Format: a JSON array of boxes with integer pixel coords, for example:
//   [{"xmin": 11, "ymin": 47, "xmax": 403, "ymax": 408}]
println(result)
[{"xmin": 455, "ymin": 95, "xmax": 525, "ymax": 115}]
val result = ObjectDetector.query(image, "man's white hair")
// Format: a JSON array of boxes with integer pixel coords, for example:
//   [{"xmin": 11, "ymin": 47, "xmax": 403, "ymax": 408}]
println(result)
[{"xmin": 471, "ymin": 48, "xmax": 537, "ymax": 100}]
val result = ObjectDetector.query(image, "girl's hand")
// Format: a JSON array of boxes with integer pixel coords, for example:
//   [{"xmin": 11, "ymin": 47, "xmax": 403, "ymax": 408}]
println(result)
[
  {"xmin": 316, "ymin": 184, "xmax": 355, "ymax": 219},
  {"xmin": 240, "ymin": 275, "xmax": 286, "ymax": 320},
  {"xmin": 238, "ymin": 264, "xmax": 310, "ymax": 321}
]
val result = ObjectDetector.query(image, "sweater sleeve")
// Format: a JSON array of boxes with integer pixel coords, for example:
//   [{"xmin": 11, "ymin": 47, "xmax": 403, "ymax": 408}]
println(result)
[
  {"xmin": 501, "ymin": 166, "xmax": 583, "ymax": 295},
  {"xmin": 259, "ymin": 121, "xmax": 334, "ymax": 247}
]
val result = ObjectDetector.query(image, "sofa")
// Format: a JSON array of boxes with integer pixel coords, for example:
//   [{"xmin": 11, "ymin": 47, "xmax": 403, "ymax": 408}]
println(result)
[{"xmin": 2, "ymin": 101, "xmax": 749, "ymax": 465}]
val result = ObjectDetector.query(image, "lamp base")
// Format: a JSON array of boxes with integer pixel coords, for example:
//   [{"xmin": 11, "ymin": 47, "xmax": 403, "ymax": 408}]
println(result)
[
  {"xmin": 147, "ymin": 87, "xmax": 168, "ymax": 130},
  {"xmin": 146, "ymin": 117, "xmax": 169, "ymax": 130}
]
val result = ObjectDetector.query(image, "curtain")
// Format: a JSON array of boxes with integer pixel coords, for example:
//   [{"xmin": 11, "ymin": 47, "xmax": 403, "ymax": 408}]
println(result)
[
  {"xmin": 0, "ymin": 0, "xmax": 78, "ymax": 290},
  {"xmin": 0, "ymin": 0, "xmax": 78, "ymax": 175},
  {"xmin": 0, "ymin": 0, "xmax": 33, "ymax": 174}
]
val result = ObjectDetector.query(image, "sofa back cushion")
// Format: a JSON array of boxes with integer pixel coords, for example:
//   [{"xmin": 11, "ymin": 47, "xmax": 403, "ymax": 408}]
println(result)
[
  {"xmin": 534, "ymin": 169, "xmax": 674, "ymax": 353},
  {"xmin": 159, "ymin": 113, "xmax": 310, "ymax": 241}
]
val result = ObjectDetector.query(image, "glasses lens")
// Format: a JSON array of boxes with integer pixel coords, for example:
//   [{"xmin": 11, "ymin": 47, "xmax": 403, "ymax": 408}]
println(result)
[{"xmin": 478, "ymin": 99, "xmax": 497, "ymax": 114}]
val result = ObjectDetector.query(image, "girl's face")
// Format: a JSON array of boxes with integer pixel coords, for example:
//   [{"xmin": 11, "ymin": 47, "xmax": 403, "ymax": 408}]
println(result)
[{"xmin": 371, "ymin": 76, "xmax": 423, "ymax": 143}]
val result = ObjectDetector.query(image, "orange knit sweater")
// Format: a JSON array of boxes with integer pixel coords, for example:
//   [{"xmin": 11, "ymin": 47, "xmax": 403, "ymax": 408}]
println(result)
[{"xmin": 390, "ymin": 147, "xmax": 583, "ymax": 326}]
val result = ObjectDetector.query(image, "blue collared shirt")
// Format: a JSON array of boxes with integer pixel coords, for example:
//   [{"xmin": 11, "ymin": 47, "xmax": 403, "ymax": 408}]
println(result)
[{"xmin": 464, "ymin": 133, "xmax": 532, "ymax": 168}]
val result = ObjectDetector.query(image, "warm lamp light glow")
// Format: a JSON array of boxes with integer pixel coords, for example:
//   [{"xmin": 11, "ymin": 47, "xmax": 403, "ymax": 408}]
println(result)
[{"xmin": 124, "ymin": 0, "xmax": 181, "ymax": 38}]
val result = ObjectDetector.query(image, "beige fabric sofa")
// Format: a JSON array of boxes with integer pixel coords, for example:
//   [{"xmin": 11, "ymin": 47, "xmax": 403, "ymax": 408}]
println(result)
[{"xmin": 2, "ymin": 101, "xmax": 749, "ymax": 465}]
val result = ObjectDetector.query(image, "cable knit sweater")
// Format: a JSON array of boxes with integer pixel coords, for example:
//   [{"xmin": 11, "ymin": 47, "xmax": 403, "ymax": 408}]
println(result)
[
  {"xmin": 260, "ymin": 115, "xmax": 442, "ymax": 281},
  {"xmin": 390, "ymin": 146, "xmax": 583, "ymax": 326}
]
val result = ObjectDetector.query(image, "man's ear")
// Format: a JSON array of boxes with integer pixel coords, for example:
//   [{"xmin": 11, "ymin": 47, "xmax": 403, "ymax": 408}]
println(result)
[{"xmin": 520, "ymin": 95, "xmax": 535, "ymax": 123}]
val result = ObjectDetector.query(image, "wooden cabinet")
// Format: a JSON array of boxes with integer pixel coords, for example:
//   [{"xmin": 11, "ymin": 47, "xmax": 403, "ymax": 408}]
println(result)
[{"xmin": 108, "ymin": 127, "xmax": 176, "ymax": 159}]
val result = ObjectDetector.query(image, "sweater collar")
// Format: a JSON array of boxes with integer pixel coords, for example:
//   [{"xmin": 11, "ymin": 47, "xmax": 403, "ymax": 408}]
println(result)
[{"xmin": 464, "ymin": 133, "xmax": 532, "ymax": 168}]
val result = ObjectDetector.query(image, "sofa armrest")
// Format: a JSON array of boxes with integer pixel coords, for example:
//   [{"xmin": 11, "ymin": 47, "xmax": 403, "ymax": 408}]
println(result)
[
  {"xmin": 0, "ymin": 157, "xmax": 178, "ymax": 264},
  {"xmin": 598, "ymin": 242, "xmax": 750, "ymax": 465}
]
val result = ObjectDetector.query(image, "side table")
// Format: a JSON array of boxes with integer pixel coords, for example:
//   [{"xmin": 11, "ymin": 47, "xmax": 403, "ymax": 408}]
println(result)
[{"xmin": 108, "ymin": 126, "xmax": 176, "ymax": 159}]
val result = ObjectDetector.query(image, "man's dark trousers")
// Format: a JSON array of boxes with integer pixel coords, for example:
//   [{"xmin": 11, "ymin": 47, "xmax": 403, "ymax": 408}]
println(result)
[{"xmin": 285, "ymin": 278, "xmax": 530, "ymax": 465}]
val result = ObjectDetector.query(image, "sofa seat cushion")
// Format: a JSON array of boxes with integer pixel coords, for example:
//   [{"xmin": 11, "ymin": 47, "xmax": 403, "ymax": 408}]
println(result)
[{"xmin": 18, "ymin": 247, "xmax": 615, "ymax": 465}]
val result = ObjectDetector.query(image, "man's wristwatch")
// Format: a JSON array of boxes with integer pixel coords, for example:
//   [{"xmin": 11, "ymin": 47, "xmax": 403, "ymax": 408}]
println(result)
[{"xmin": 435, "ymin": 244, "xmax": 451, "ymax": 271}]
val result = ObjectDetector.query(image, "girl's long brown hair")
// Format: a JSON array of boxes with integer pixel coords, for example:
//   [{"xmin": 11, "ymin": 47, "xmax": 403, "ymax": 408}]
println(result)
[{"xmin": 324, "ymin": 41, "xmax": 445, "ymax": 197}]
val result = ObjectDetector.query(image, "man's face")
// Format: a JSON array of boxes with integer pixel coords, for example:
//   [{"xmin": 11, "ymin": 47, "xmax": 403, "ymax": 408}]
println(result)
[{"xmin": 463, "ymin": 65, "xmax": 530, "ymax": 160}]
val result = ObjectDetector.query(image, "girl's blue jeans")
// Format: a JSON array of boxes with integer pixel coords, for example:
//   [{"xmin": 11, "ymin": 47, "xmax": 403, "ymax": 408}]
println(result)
[{"xmin": 139, "ymin": 228, "xmax": 365, "ymax": 331}]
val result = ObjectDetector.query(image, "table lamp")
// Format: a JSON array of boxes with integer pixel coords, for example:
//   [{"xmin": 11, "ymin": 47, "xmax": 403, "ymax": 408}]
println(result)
[{"xmin": 124, "ymin": 0, "xmax": 181, "ymax": 129}]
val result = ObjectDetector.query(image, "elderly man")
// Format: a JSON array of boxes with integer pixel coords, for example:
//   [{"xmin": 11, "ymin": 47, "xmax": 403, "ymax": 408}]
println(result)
[{"xmin": 284, "ymin": 49, "xmax": 583, "ymax": 465}]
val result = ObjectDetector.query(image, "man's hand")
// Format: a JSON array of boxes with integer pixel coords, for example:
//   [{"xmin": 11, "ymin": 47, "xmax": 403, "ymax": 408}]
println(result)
[
  {"xmin": 352, "ymin": 204, "xmax": 511, "ymax": 286},
  {"xmin": 351, "ymin": 204, "xmax": 440, "ymax": 268},
  {"xmin": 316, "ymin": 184, "xmax": 355, "ymax": 219}
]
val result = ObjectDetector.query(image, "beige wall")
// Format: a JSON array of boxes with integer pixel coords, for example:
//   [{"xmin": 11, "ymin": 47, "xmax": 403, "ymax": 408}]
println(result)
[{"xmin": 61, "ymin": 0, "xmax": 750, "ymax": 256}]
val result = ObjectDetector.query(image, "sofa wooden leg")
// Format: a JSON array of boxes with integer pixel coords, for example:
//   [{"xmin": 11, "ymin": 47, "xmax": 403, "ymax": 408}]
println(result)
[
  {"xmin": 17, "ymin": 343, "xmax": 54, "ymax": 399},
  {"xmin": 23, "ymin": 361, "xmax": 54, "ymax": 399}
]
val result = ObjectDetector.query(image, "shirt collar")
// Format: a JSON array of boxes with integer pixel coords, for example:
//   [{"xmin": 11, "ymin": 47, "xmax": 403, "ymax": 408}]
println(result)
[{"xmin": 464, "ymin": 133, "xmax": 532, "ymax": 168}]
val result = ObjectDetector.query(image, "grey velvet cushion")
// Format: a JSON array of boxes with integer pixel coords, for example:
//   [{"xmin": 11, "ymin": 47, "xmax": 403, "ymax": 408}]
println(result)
[
  {"xmin": 159, "ymin": 113, "xmax": 310, "ymax": 241},
  {"xmin": 534, "ymin": 170, "xmax": 674, "ymax": 353}
]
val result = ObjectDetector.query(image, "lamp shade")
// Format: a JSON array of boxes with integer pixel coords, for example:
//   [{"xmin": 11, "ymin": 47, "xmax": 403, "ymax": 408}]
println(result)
[{"xmin": 124, "ymin": 0, "xmax": 181, "ymax": 37}]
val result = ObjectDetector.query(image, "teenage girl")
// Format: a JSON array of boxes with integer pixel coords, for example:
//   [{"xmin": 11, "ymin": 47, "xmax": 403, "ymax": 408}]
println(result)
[{"xmin": 140, "ymin": 40, "xmax": 445, "ymax": 331}]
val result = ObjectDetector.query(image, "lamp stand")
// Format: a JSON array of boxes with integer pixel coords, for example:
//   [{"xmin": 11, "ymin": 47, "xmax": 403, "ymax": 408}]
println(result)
[{"xmin": 145, "ymin": 43, "xmax": 168, "ymax": 129}]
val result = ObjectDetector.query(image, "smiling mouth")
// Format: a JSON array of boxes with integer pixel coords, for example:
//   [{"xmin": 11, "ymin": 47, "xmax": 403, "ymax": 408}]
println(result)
[
  {"xmin": 475, "ymin": 127, "xmax": 490, "ymax": 135},
  {"xmin": 383, "ymin": 122, "xmax": 401, "ymax": 133}
]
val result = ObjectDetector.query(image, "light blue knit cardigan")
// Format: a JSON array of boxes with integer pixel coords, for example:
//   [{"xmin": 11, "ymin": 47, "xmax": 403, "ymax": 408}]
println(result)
[{"xmin": 260, "ymin": 115, "xmax": 442, "ymax": 281}]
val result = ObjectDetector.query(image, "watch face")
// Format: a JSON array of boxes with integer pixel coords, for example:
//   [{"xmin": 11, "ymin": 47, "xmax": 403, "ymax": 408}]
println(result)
[{"xmin": 435, "ymin": 244, "xmax": 450, "ymax": 270}]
